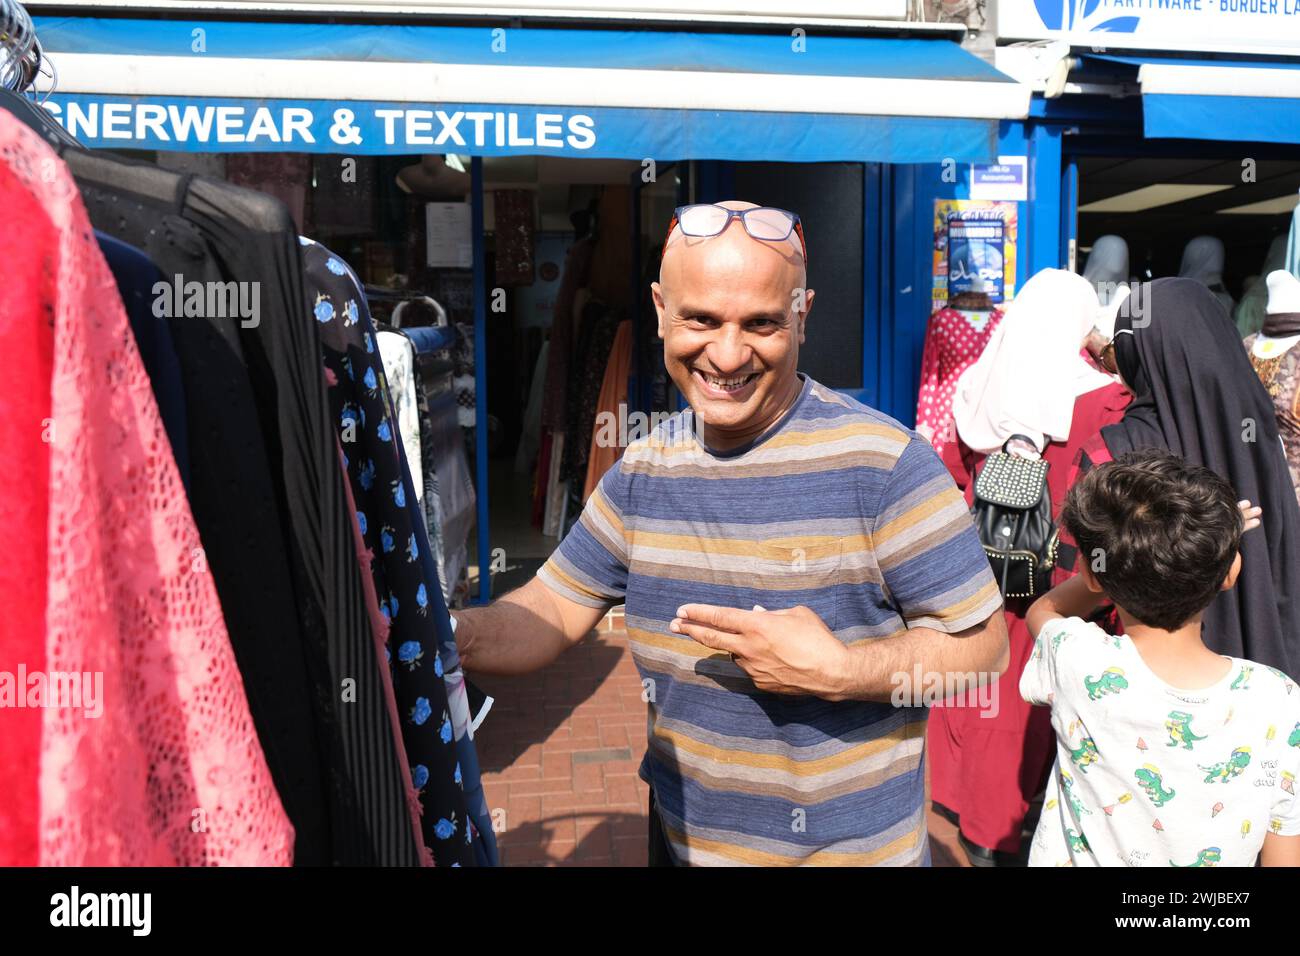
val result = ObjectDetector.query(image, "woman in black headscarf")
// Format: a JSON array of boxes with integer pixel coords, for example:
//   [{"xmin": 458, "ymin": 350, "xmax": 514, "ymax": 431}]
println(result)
[{"xmin": 1082, "ymin": 277, "xmax": 1300, "ymax": 675}]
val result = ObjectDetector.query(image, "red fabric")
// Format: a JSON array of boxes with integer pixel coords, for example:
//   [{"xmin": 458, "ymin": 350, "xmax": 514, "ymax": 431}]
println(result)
[
  {"xmin": 0, "ymin": 162, "xmax": 54, "ymax": 867},
  {"xmin": 0, "ymin": 112, "xmax": 293, "ymax": 866},
  {"xmin": 532, "ymin": 429, "xmax": 553, "ymax": 528},
  {"xmin": 914, "ymin": 306, "xmax": 1003, "ymax": 459},
  {"xmin": 928, "ymin": 380, "xmax": 1130, "ymax": 852}
]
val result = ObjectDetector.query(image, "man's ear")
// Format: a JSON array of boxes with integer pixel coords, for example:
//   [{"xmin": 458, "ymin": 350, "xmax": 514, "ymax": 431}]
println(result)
[
  {"xmin": 651, "ymin": 281, "xmax": 667, "ymax": 340},
  {"xmin": 797, "ymin": 288, "xmax": 814, "ymax": 344},
  {"xmin": 1221, "ymin": 551, "xmax": 1243, "ymax": 592}
]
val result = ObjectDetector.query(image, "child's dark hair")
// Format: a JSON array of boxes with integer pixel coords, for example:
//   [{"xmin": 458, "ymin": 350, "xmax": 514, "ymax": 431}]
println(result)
[{"xmin": 1060, "ymin": 450, "xmax": 1243, "ymax": 631}]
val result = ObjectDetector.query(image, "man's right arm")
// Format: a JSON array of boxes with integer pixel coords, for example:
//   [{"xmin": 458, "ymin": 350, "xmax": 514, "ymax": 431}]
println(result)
[{"xmin": 454, "ymin": 577, "xmax": 608, "ymax": 676}]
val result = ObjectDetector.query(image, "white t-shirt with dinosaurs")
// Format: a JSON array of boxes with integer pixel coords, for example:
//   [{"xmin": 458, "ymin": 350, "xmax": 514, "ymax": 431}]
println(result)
[{"xmin": 1020, "ymin": 615, "xmax": 1300, "ymax": 867}]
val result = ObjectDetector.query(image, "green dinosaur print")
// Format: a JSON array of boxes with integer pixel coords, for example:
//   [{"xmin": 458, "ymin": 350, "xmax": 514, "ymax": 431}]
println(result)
[
  {"xmin": 1066, "ymin": 829, "xmax": 1090, "ymax": 854},
  {"xmin": 1289, "ymin": 722, "xmax": 1300, "ymax": 748},
  {"xmin": 1165, "ymin": 710, "xmax": 1207, "ymax": 750},
  {"xmin": 1085, "ymin": 667, "xmax": 1129, "ymax": 700},
  {"xmin": 1171, "ymin": 847, "xmax": 1222, "ymax": 868},
  {"xmin": 1060, "ymin": 769, "xmax": 1091, "ymax": 816},
  {"xmin": 1230, "ymin": 666, "xmax": 1252, "ymax": 691},
  {"xmin": 1070, "ymin": 737, "xmax": 1100, "ymax": 773},
  {"xmin": 1051, "ymin": 628, "xmax": 1068, "ymax": 653},
  {"xmin": 1134, "ymin": 765, "xmax": 1176, "ymax": 807},
  {"xmin": 1199, "ymin": 746, "xmax": 1252, "ymax": 784}
]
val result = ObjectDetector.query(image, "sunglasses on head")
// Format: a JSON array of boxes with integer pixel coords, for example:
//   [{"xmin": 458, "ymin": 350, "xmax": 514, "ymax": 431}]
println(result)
[{"xmin": 660, "ymin": 204, "xmax": 807, "ymax": 265}]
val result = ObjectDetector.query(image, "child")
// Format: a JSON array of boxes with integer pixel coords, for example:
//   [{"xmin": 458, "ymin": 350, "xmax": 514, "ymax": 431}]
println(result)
[{"xmin": 1021, "ymin": 449, "xmax": 1300, "ymax": 866}]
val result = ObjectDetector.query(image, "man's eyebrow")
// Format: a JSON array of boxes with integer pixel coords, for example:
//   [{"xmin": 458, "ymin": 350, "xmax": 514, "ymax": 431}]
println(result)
[{"xmin": 675, "ymin": 307, "xmax": 790, "ymax": 323}]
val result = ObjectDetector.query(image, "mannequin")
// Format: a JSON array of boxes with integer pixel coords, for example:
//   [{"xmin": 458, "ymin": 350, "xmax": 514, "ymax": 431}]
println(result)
[
  {"xmin": 1236, "ymin": 235, "xmax": 1287, "ymax": 337},
  {"xmin": 1177, "ymin": 235, "xmax": 1235, "ymax": 316},
  {"xmin": 915, "ymin": 271, "xmax": 1004, "ymax": 459},
  {"xmin": 1081, "ymin": 234, "xmax": 1129, "ymax": 306},
  {"xmin": 1243, "ymin": 269, "xmax": 1300, "ymax": 505}
]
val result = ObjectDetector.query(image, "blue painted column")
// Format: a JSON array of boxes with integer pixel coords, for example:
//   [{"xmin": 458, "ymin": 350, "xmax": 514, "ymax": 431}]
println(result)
[
  {"xmin": 1027, "ymin": 122, "xmax": 1065, "ymax": 276},
  {"xmin": 471, "ymin": 156, "xmax": 491, "ymax": 605}
]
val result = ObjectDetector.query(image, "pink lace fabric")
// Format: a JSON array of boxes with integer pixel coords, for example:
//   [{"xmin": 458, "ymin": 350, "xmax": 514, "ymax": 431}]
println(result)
[{"xmin": 0, "ymin": 113, "xmax": 294, "ymax": 866}]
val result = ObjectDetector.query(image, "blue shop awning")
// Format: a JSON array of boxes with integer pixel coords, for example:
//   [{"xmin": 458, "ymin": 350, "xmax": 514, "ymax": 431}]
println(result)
[
  {"xmin": 1085, "ymin": 53, "xmax": 1300, "ymax": 146},
  {"xmin": 32, "ymin": 17, "xmax": 1028, "ymax": 162}
]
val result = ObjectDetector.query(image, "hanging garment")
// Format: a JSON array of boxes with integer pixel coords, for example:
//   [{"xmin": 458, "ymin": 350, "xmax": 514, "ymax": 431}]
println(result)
[
  {"xmin": 532, "ymin": 429, "xmax": 553, "ymax": 529},
  {"xmin": 914, "ymin": 305, "xmax": 1003, "ymax": 460},
  {"xmin": 0, "ymin": 112, "xmax": 293, "ymax": 866},
  {"xmin": 378, "ymin": 330, "xmax": 425, "ymax": 508},
  {"xmin": 225, "ymin": 153, "xmax": 310, "ymax": 232},
  {"xmin": 303, "ymin": 238, "xmax": 478, "ymax": 866},
  {"xmin": 561, "ymin": 299, "xmax": 622, "ymax": 485},
  {"xmin": 63, "ymin": 146, "xmax": 420, "ymax": 866},
  {"xmin": 335, "ymin": 434, "xmax": 430, "ymax": 865},
  {"xmin": 516, "ymin": 340, "xmax": 549, "ymax": 476},
  {"xmin": 0, "ymin": 157, "xmax": 54, "ymax": 868},
  {"xmin": 543, "ymin": 431, "xmax": 567, "ymax": 537},
  {"xmin": 540, "ymin": 235, "xmax": 595, "ymax": 430},
  {"xmin": 584, "ymin": 320, "xmax": 634, "ymax": 501},
  {"xmin": 96, "ymin": 232, "xmax": 191, "ymax": 491},
  {"xmin": 1101, "ymin": 278, "xmax": 1300, "ymax": 675}
]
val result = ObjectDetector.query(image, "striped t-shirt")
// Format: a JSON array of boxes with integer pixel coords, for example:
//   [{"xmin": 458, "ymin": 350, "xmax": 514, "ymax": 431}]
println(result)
[{"xmin": 538, "ymin": 374, "xmax": 1002, "ymax": 865}]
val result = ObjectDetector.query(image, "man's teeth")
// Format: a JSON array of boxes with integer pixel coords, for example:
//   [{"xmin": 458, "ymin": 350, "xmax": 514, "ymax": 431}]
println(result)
[{"xmin": 701, "ymin": 371, "xmax": 756, "ymax": 391}]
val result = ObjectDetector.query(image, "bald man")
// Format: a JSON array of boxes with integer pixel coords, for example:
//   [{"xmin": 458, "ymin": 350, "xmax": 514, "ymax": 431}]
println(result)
[{"xmin": 456, "ymin": 201, "xmax": 1008, "ymax": 866}]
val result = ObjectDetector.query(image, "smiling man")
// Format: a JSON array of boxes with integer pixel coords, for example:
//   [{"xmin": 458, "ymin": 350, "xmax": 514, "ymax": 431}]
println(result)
[{"xmin": 456, "ymin": 200, "xmax": 1007, "ymax": 866}]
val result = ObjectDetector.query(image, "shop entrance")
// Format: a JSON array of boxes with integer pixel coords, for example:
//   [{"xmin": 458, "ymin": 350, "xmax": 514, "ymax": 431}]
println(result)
[{"xmin": 1073, "ymin": 150, "xmax": 1300, "ymax": 322}]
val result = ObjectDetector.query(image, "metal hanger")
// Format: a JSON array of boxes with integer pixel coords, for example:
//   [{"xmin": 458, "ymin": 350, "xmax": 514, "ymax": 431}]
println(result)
[{"xmin": 0, "ymin": 0, "xmax": 82, "ymax": 150}]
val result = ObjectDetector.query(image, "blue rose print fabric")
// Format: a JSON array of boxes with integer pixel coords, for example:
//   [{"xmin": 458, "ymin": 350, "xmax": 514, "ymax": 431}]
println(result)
[{"xmin": 302, "ymin": 237, "xmax": 479, "ymax": 867}]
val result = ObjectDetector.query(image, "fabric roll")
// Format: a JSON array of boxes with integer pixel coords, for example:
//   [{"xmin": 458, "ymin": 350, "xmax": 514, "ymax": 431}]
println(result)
[{"xmin": 584, "ymin": 320, "xmax": 633, "ymax": 501}]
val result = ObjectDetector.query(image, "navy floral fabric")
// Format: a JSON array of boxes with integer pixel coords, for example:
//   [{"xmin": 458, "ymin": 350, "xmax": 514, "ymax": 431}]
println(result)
[{"xmin": 302, "ymin": 237, "xmax": 476, "ymax": 867}]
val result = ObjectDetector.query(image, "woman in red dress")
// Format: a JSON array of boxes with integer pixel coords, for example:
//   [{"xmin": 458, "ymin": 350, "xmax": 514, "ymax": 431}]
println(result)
[{"xmin": 927, "ymin": 269, "xmax": 1130, "ymax": 866}]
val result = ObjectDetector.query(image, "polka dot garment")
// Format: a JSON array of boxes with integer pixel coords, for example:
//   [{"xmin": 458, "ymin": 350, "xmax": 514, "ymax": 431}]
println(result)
[{"xmin": 915, "ymin": 306, "xmax": 1004, "ymax": 459}]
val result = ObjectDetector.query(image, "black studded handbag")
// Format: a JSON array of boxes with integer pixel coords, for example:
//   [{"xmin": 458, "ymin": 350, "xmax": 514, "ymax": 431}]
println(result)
[{"xmin": 971, "ymin": 435, "xmax": 1058, "ymax": 599}]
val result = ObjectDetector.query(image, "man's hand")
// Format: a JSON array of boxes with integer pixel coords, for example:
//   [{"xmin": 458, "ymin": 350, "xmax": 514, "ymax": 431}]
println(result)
[{"xmin": 671, "ymin": 603, "xmax": 853, "ymax": 700}]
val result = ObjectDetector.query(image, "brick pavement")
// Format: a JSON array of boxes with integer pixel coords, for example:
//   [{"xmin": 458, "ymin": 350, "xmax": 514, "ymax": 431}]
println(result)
[{"xmin": 475, "ymin": 614, "xmax": 967, "ymax": 867}]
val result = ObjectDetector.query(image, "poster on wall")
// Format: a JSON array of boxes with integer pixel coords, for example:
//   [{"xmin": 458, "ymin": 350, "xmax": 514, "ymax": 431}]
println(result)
[{"xmin": 933, "ymin": 200, "xmax": 1018, "ymax": 308}]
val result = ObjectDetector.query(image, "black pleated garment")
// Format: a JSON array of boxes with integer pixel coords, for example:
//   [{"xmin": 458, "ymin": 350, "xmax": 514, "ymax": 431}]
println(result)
[
  {"xmin": 1103, "ymin": 278, "xmax": 1300, "ymax": 676},
  {"xmin": 62, "ymin": 147, "xmax": 421, "ymax": 866}
]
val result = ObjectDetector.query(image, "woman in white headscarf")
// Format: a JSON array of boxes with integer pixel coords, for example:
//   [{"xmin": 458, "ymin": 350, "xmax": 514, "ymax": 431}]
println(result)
[
  {"xmin": 1082, "ymin": 234, "xmax": 1129, "ymax": 306},
  {"xmin": 927, "ymin": 268, "xmax": 1131, "ymax": 868},
  {"xmin": 1178, "ymin": 235, "xmax": 1235, "ymax": 315}
]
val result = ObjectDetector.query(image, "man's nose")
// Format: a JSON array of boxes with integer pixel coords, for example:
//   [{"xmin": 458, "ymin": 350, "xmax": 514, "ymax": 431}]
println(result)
[{"xmin": 704, "ymin": 328, "xmax": 753, "ymax": 374}]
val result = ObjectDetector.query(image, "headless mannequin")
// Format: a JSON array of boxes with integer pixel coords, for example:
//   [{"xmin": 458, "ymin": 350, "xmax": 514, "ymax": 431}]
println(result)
[{"xmin": 947, "ymin": 290, "xmax": 996, "ymax": 330}]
